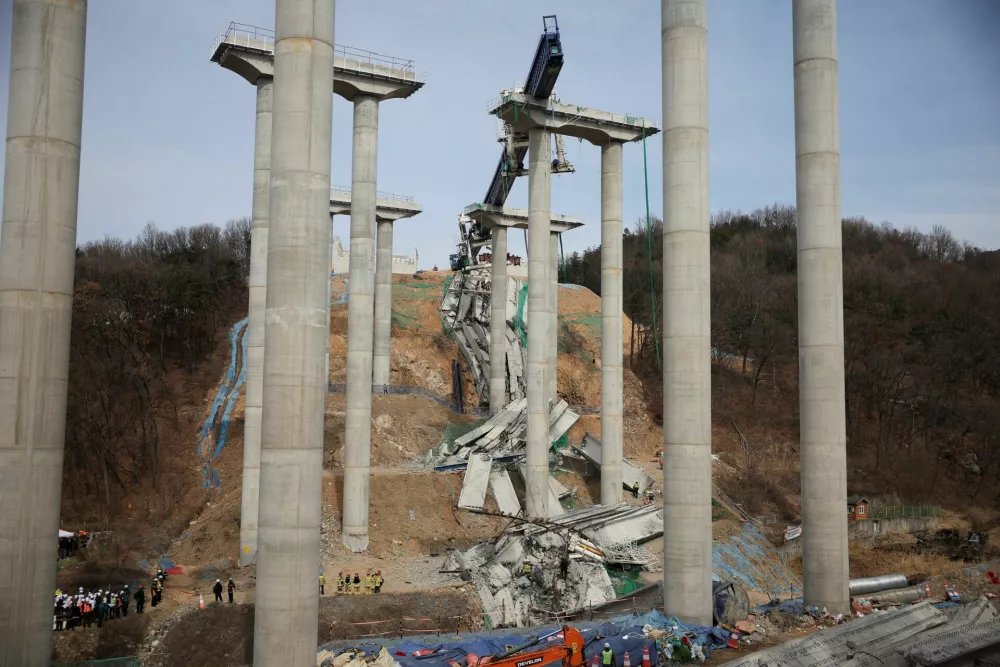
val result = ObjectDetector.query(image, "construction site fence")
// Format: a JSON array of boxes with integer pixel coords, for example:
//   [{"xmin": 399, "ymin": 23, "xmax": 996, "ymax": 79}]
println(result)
[
  {"xmin": 326, "ymin": 383, "xmax": 598, "ymax": 417},
  {"xmin": 327, "ymin": 614, "xmax": 476, "ymax": 640},
  {"xmin": 871, "ymin": 505, "xmax": 941, "ymax": 518},
  {"xmin": 54, "ymin": 658, "xmax": 141, "ymax": 667}
]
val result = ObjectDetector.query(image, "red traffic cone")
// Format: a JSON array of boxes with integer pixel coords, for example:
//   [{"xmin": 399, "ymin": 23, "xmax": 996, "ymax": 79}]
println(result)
[
  {"xmin": 591, "ymin": 656, "xmax": 598, "ymax": 667},
  {"xmin": 727, "ymin": 629, "xmax": 740, "ymax": 649},
  {"xmin": 623, "ymin": 652, "xmax": 630, "ymax": 667},
  {"xmin": 198, "ymin": 595, "xmax": 205, "ymax": 610},
  {"xmin": 641, "ymin": 645, "xmax": 651, "ymax": 667},
  {"xmin": 924, "ymin": 582, "xmax": 931, "ymax": 598}
]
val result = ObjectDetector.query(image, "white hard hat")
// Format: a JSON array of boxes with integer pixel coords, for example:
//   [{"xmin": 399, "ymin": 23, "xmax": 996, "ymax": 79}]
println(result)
[{"xmin": 604, "ymin": 643, "xmax": 610, "ymax": 649}]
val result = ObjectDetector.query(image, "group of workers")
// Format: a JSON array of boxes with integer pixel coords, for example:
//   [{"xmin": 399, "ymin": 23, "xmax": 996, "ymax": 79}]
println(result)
[
  {"xmin": 53, "ymin": 584, "xmax": 137, "ymax": 631},
  {"xmin": 323, "ymin": 569, "xmax": 384, "ymax": 595},
  {"xmin": 53, "ymin": 567, "xmax": 171, "ymax": 631},
  {"xmin": 57, "ymin": 531, "xmax": 88, "ymax": 560},
  {"xmin": 630, "ymin": 482, "xmax": 656, "ymax": 505}
]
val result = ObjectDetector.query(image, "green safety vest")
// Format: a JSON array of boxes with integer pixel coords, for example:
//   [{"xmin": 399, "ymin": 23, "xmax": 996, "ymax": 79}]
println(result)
[{"xmin": 602, "ymin": 650, "xmax": 613, "ymax": 665}]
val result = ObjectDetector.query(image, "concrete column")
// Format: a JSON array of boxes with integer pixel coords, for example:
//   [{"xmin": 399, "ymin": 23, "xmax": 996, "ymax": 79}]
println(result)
[
  {"xmin": 342, "ymin": 94, "xmax": 379, "ymax": 552},
  {"xmin": 239, "ymin": 75, "xmax": 273, "ymax": 567},
  {"xmin": 489, "ymin": 226, "xmax": 509, "ymax": 412},
  {"xmin": 253, "ymin": 0, "xmax": 334, "ymax": 664},
  {"xmin": 372, "ymin": 219, "xmax": 393, "ymax": 388},
  {"xmin": 326, "ymin": 213, "xmax": 334, "ymax": 390},
  {"xmin": 0, "ymin": 1, "xmax": 86, "ymax": 662},
  {"xmin": 661, "ymin": 0, "xmax": 713, "ymax": 626},
  {"xmin": 794, "ymin": 0, "xmax": 849, "ymax": 615},
  {"xmin": 600, "ymin": 142, "xmax": 624, "ymax": 505},
  {"xmin": 525, "ymin": 128, "xmax": 551, "ymax": 519},
  {"xmin": 548, "ymin": 231, "xmax": 560, "ymax": 403}
]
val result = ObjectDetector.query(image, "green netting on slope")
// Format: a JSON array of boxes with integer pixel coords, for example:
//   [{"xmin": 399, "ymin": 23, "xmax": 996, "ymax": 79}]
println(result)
[
  {"xmin": 513, "ymin": 280, "xmax": 528, "ymax": 347},
  {"xmin": 425, "ymin": 420, "xmax": 486, "ymax": 463},
  {"xmin": 607, "ymin": 568, "xmax": 643, "ymax": 596}
]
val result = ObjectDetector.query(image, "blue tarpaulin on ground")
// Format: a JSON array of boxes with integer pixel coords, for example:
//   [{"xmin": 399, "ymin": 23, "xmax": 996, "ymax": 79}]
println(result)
[{"xmin": 325, "ymin": 611, "xmax": 729, "ymax": 666}]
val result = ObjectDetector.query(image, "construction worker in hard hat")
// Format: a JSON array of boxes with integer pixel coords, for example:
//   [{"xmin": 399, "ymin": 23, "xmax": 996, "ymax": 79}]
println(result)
[
  {"xmin": 364, "ymin": 570, "xmax": 374, "ymax": 595},
  {"xmin": 601, "ymin": 643, "xmax": 616, "ymax": 667},
  {"xmin": 336, "ymin": 571, "xmax": 344, "ymax": 594},
  {"xmin": 318, "ymin": 571, "xmax": 325, "ymax": 595},
  {"xmin": 352, "ymin": 572, "xmax": 361, "ymax": 595},
  {"xmin": 374, "ymin": 570, "xmax": 383, "ymax": 594}
]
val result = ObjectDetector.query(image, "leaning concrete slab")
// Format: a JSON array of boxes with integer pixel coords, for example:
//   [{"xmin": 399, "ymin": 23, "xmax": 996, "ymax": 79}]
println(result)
[
  {"xmin": 490, "ymin": 468, "xmax": 521, "ymax": 516},
  {"xmin": 458, "ymin": 454, "xmax": 493, "ymax": 511}
]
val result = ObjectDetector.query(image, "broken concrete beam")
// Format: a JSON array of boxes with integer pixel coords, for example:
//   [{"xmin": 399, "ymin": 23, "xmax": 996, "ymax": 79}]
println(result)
[
  {"xmin": 908, "ymin": 621, "xmax": 1000, "ymax": 666},
  {"xmin": 946, "ymin": 596, "xmax": 1000, "ymax": 628},
  {"xmin": 578, "ymin": 435, "xmax": 652, "ymax": 493},
  {"xmin": 718, "ymin": 601, "xmax": 946, "ymax": 667},
  {"xmin": 463, "ymin": 542, "xmax": 496, "ymax": 571},
  {"xmin": 458, "ymin": 454, "xmax": 492, "ymax": 510},
  {"xmin": 549, "ymin": 475, "xmax": 572, "ymax": 499}
]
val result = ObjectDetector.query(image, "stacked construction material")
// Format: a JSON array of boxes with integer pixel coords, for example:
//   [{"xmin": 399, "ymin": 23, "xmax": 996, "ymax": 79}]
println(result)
[{"xmin": 440, "ymin": 269, "xmax": 527, "ymax": 406}]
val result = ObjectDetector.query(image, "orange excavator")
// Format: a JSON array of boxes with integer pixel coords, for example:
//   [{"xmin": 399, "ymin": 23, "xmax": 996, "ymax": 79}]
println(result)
[{"xmin": 475, "ymin": 626, "xmax": 587, "ymax": 667}]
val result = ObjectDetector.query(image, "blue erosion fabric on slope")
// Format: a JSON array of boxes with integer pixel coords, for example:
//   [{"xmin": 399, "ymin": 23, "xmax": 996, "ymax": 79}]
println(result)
[
  {"xmin": 712, "ymin": 523, "xmax": 802, "ymax": 596},
  {"xmin": 197, "ymin": 317, "xmax": 249, "ymax": 489},
  {"xmin": 325, "ymin": 612, "xmax": 729, "ymax": 667}
]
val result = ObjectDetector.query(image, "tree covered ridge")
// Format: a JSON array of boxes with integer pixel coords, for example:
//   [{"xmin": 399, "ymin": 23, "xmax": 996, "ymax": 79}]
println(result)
[
  {"xmin": 65, "ymin": 219, "xmax": 251, "ymax": 522},
  {"xmin": 561, "ymin": 205, "xmax": 1000, "ymax": 507}
]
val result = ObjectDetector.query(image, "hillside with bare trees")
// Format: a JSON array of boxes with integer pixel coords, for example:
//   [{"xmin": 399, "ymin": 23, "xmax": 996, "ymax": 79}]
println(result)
[{"xmin": 562, "ymin": 206, "xmax": 1000, "ymax": 516}]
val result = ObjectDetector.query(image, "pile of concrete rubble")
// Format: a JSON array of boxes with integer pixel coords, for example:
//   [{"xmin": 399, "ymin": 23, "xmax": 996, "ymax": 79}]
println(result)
[
  {"xmin": 431, "ymin": 397, "xmax": 579, "ymax": 469},
  {"xmin": 440, "ymin": 269, "xmax": 526, "ymax": 407},
  {"xmin": 720, "ymin": 595, "xmax": 1000, "ymax": 667},
  {"xmin": 442, "ymin": 503, "xmax": 663, "ymax": 629}
]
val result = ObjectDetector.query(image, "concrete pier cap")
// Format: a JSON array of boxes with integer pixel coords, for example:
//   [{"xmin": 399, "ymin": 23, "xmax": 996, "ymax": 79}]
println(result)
[
  {"xmin": 329, "ymin": 186, "xmax": 422, "ymax": 222},
  {"xmin": 209, "ymin": 22, "xmax": 425, "ymax": 100},
  {"xmin": 488, "ymin": 92, "xmax": 660, "ymax": 146},
  {"xmin": 463, "ymin": 202, "xmax": 583, "ymax": 234}
]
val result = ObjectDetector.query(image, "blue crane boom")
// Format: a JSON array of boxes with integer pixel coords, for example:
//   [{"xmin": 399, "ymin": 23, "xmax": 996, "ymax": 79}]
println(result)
[{"xmin": 483, "ymin": 16, "xmax": 564, "ymax": 207}]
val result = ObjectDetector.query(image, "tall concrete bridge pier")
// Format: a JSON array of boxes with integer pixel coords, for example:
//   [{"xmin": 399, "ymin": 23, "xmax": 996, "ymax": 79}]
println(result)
[
  {"xmin": 0, "ymin": 0, "xmax": 87, "ymax": 662},
  {"xmin": 660, "ymin": 0, "xmax": 713, "ymax": 626},
  {"xmin": 210, "ymin": 21, "xmax": 424, "ymax": 558},
  {"xmin": 251, "ymin": 0, "xmax": 335, "ymax": 664},
  {"xmin": 793, "ymin": 0, "xmax": 850, "ymax": 615},
  {"xmin": 489, "ymin": 93, "xmax": 658, "ymax": 514},
  {"xmin": 327, "ymin": 186, "xmax": 422, "ymax": 391}
]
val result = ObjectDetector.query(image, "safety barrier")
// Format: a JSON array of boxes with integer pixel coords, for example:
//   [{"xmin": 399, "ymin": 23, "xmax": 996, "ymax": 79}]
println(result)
[{"xmin": 872, "ymin": 505, "xmax": 940, "ymax": 518}]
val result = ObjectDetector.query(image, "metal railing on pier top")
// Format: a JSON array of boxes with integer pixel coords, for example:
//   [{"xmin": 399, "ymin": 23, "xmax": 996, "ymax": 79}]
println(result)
[
  {"xmin": 210, "ymin": 22, "xmax": 426, "ymax": 83},
  {"xmin": 330, "ymin": 185, "xmax": 416, "ymax": 205}
]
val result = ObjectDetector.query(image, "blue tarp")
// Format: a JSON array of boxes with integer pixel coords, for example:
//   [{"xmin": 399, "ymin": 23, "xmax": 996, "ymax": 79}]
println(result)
[{"xmin": 324, "ymin": 611, "xmax": 729, "ymax": 666}]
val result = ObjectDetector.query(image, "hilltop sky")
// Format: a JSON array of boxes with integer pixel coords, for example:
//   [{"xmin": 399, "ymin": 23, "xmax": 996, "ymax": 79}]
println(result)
[{"xmin": 0, "ymin": 0, "xmax": 998, "ymax": 267}]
